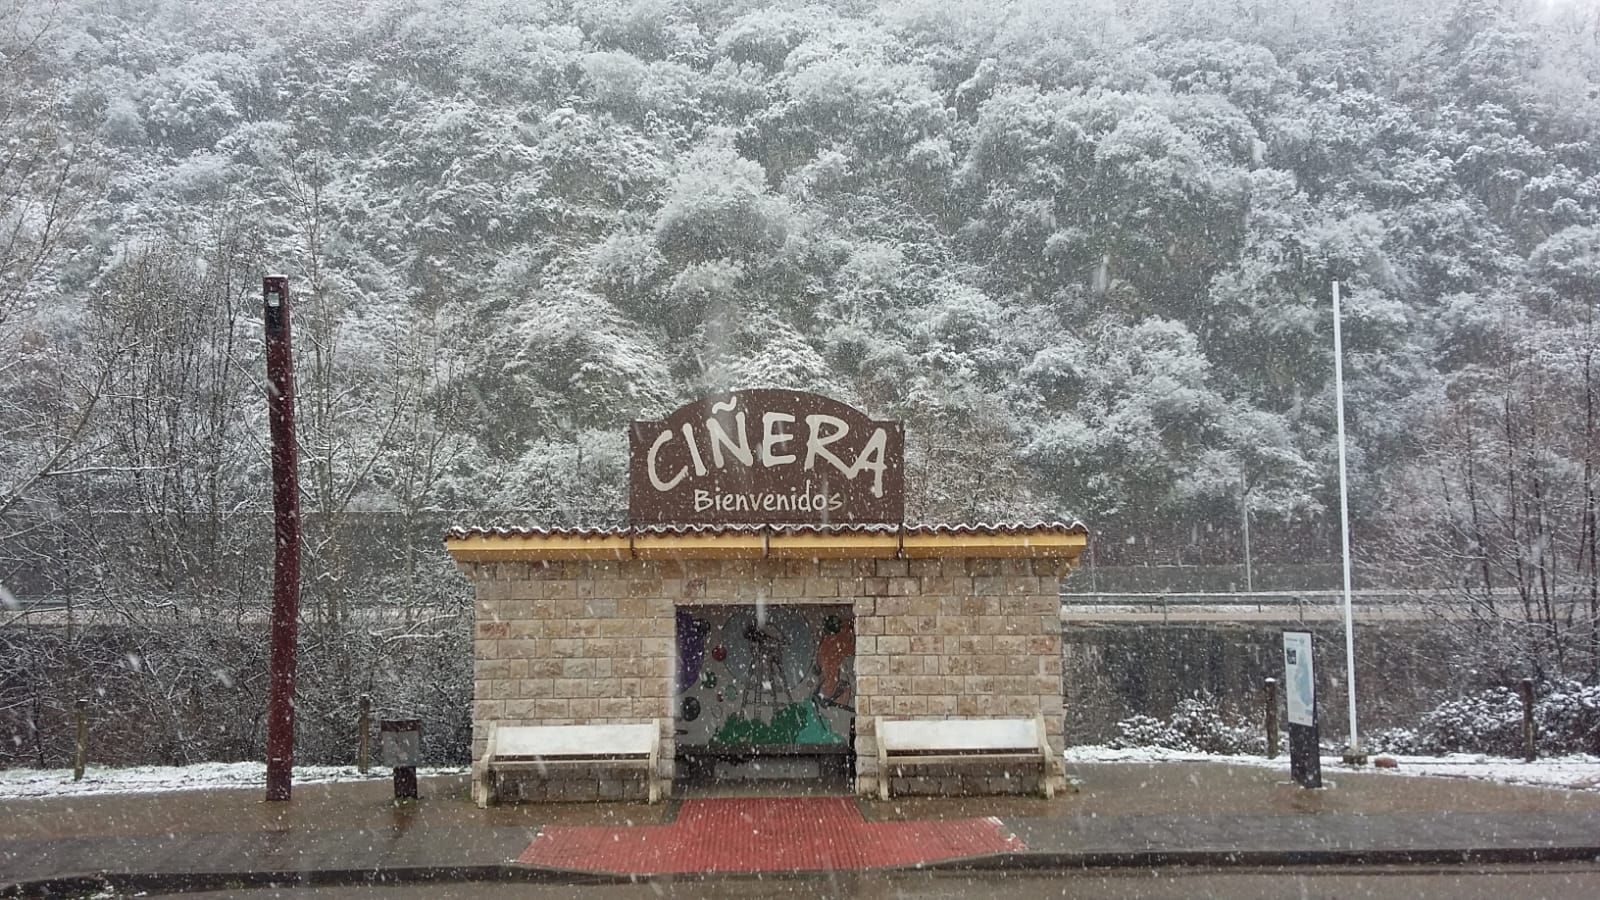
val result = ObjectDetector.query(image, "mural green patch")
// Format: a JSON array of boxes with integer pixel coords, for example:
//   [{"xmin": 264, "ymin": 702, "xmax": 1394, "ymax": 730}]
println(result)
[{"xmin": 712, "ymin": 701, "xmax": 844, "ymax": 746}]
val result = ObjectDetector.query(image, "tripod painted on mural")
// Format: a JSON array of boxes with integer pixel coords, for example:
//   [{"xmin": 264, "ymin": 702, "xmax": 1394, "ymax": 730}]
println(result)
[{"xmin": 739, "ymin": 622, "xmax": 795, "ymax": 719}]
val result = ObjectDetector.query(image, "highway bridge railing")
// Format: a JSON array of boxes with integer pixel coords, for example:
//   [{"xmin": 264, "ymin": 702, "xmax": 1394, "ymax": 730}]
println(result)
[{"xmin": 1057, "ymin": 589, "xmax": 1528, "ymax": 623}]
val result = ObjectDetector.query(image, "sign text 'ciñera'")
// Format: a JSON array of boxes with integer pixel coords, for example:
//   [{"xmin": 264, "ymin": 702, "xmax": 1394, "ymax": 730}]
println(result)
[{"xmin": 628, "ymin": 389, "xmax": 904, "ymax": 525}]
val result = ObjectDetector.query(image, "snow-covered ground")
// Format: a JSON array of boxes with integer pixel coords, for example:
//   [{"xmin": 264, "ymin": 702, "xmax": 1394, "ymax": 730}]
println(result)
[
  {"xmin": 0, "ymin": 762, "xmax": 468, "ymax": 800},
  {"xmin": 3, "ymin": 751, "xmax": 1598, "ymax": 800},
  {"xmin": 1065, "ymin": 745, "xmax": 1600, "ymax": 792}
]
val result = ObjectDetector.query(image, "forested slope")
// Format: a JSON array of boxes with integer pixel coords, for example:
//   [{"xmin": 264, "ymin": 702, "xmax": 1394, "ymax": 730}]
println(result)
[
  {"xmin": 5, "ymin": 0, "xmax": 1600, "ymax": 735},
  {"xmin": 7, "ymin": 0, "xmax": 1597, "ymax": 527}
]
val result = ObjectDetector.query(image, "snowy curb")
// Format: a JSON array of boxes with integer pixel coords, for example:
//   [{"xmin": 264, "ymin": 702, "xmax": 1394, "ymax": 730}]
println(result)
[
  {"xmin": 5, "ymin": 750, "xmax": 1600, "ymax": 800},
  {"xmin": 0, "ymin": 762, "xmax": 468, "ymax": 800},
  {"xmin": 1064, "ymin": 745, "xmax": 1600, "ymax": 791}
]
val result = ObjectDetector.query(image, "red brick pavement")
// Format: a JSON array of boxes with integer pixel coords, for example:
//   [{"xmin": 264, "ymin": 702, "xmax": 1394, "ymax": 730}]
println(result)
[{"xmin": 515, "ymin": 796, "xmax": 1025, "ymax": 874}]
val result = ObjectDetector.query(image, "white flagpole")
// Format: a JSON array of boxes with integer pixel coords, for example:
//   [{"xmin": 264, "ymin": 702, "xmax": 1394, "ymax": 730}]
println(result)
[{"xmin": 1332, "ymin": 280, "xmax": 1363, "ymax": 761}]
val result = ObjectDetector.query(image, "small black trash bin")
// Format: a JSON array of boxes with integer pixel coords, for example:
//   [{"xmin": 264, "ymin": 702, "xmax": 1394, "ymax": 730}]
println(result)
[{"xmin": 380, "ymin": 718, "xmax": 422, "ymax": 799}]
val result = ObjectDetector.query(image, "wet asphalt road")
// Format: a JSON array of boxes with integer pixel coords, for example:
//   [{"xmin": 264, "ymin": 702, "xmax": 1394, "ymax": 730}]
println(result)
[
  {"xmin": 16, "ymin": 767, "xmax": 1600, "ymax": 897},
  {"xmin": 159, "ymin": 863, "xmax": 1600, "ymax": 900}
]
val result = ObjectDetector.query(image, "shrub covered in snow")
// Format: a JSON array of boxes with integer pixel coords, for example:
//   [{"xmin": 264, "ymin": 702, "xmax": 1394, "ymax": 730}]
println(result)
[
  {"xmin": 1367, "ymin": 681, "xmax": 1600, "ymax": 757},
  {"xmin": 1110, "ymin": 681, "xmax": 1600, "ymax": 758},
  {"xmin": 1364, "ymin": 726, "xmax": 1422, "ymax": 755},
  {"xmin": 1108, "ymin": 692, "xmax": 1264, "ymax": 755},
  {"xmin": 1535, "ymin": 682, "xmax": 1600, "ymax": 755},
  {"xmin": 1416, "ymin": 687, "xmax": 1524, "ymax": 755}
]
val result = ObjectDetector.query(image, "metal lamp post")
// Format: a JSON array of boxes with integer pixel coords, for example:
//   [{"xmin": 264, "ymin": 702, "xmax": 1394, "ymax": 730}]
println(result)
[{"xmin": 1332, "ymin": 280, "xmax": 1364, "ymax": 765}]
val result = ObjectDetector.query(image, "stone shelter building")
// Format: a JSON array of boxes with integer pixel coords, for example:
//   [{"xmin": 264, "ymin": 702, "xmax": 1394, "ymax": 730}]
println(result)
[{"xmin": 445, "ymin": 390, "xmax": 1087, "ymax": 802}]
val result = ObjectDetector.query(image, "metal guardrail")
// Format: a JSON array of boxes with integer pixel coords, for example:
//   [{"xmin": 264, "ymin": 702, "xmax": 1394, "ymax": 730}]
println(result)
[
  {"xmin": 1, "ymin": 602, "xmax": 464, "ymax": 629},
  {"xmin": 2, "ymin": 589, "xmax": 1540, "ymax": 627},
  {"xmin": 1057, "ymin": 589, "xmax": 1537, "ymax": 623},
  {"xmin": 1060, "ymin": 590, "xmax": 1416, "ymax": 607}
]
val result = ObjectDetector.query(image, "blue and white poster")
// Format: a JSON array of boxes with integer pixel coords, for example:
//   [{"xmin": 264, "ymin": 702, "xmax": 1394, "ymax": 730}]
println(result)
[
  {"xmin": 1282, "ymin": 630, "xmax": 1321, "ymax": 788},
  {"xmin": 1282, "ymin": 631, "xmax": 1315, "ymax": 727}
]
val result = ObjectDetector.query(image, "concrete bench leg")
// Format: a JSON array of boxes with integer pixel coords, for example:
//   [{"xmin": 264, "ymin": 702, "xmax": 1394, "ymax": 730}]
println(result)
[
  {"xmin": 471, "ymin": 762, "xmax": 491, "ymax": 808},
  {"xmin": 878, "ymin": 738, "xmax": 891, "ymax": 801},
  {"xmin": 474, "ymin": 723, "xmax": 499, "ymax": 809}
]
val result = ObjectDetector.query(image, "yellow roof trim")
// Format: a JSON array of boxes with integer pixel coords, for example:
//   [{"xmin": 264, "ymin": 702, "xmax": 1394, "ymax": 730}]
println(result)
[
  {"xmin": 444, "ymin": 533, "xmax": 631, "ymax": 562},
  {"xmin": 768, "ymin": 532, "xmax": 901, "ymax": 559},
  {"xmin": 632, "ymin": 532, "xmax": 765, "ymax": 559},
  {"xmin": 446, "ymin": 528, "xmax": 1085, "ymax": 562},
  {"xmin": 901, "ymin": 530, "xmax": 1087, "ymax": 559}
]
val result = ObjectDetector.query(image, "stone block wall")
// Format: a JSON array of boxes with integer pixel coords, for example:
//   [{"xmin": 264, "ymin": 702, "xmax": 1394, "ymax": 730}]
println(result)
[
  {"xmin": 850, "ymin": 556, "xmax": 1070, "ymax": 799},
  {"xmin": 460, "ymin": 554, "xmax": 1071, "ymax": 802},
  {"xmin": 466, "ymin": 559, "xmax": 677, "ymax": 801}
]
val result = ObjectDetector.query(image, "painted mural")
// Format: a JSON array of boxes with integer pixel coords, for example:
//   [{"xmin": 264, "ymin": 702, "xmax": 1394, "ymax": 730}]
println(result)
[{"xmin": 674, "ymin": 605, "xmax": 854, "ymax": 749}]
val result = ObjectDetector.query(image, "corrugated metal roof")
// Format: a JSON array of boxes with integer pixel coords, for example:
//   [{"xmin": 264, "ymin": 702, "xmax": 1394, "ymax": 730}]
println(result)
[{"xmin": 445, "ymin": 521, "xmax": 1088, "ymax": 540}]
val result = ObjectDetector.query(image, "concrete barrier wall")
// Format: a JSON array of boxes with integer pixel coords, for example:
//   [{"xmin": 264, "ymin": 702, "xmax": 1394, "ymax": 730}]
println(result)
[{"xmin": 1061, "ymin": 621, "xmax": 1460, "ymax": 746}]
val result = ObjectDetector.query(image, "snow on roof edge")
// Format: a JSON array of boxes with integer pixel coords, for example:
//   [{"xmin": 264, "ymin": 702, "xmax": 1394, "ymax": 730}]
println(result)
[{"xmin": 444, "ymin": 520, "xmax": 1090, "ymax": 541}]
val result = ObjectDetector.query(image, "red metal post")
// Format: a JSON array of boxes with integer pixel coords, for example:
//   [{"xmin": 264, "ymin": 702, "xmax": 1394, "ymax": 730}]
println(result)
[{"xmin": 263, "ymin": 275, "xmax": 301, "ymax": 801}]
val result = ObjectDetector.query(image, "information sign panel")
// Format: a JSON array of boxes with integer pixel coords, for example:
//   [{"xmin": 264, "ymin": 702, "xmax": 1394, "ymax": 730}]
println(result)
[
  {"xmin": 1282, "ymin": 630, "xmax": 1321, "ymax": 789},
  {"xmin": 1283, "ymin": 631, "xmax": 1315, "ymax": 727}
]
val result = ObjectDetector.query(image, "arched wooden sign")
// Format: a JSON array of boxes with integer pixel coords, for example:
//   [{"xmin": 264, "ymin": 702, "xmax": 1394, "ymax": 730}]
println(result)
[{"xmin": 629, "ymin": 390, "xmax": 904, "ymax": 525}]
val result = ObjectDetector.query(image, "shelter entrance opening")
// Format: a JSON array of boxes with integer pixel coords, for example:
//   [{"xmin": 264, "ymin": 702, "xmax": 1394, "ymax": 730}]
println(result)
[{"xmin": 675, "ymin": 603, "xmax": 855, "ymax": 784}]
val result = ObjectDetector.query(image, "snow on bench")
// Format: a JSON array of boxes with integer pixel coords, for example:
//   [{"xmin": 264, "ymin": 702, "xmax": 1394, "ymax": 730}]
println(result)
[
  {"xmin": 875, "ymin": 715, "xmax": 1053, "ymax": 800},
  {"xmin": 472, "ymin": 720, "xmax": 661, "ymax": 807}
]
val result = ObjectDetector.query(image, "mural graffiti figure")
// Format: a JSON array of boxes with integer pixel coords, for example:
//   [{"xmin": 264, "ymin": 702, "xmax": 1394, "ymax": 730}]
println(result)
[
  {"xmin": 814, "ymin": 614, "xmax": 854, "ymax": 712},
  {"xmin": 739, "ymin": 621, "xmax": 795, "ymax": 715}
]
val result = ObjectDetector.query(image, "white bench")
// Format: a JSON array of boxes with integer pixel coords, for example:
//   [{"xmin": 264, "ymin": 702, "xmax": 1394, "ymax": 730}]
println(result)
[
  {"xmin": 473, "ymin": 720, "xmax": 662, "ymax": 807},
  {"xmin": 875, "ymin": 715, "xmax": 1054, "ymax": 800}
]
